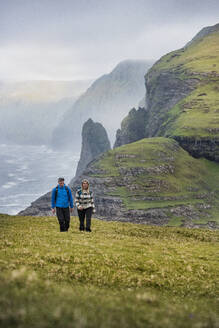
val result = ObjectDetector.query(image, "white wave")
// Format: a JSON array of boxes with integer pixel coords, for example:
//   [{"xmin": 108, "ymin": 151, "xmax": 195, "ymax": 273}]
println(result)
[
  {"xmin": 0, "ymin": 204, "xmax": 19, "ymax": 207},
  {"xmin": 16, "ymin": 165, "xmax": 29, "ymax": 171},
  {"xmin": 8, "ymin": 173, "xmax": 16, "ymax": 177},
  {"xmin": 2, "ymin": 181, "xmax": 17, "ymax": 189},
  {"xmin": 17, "ymin": 177, "xmax": 31, "ymax": 182},
  {"xmin": 6, "ymin": 159, "xmax": 16, "ymax": 164},
  {"xmin": 0, "ymin": 193, "xmax": 42, "ymax": 200}
]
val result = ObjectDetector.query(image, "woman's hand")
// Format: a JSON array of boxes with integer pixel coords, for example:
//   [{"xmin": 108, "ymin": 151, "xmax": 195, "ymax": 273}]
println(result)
[{"xmin": 78, "ymin": 205, "xmax": 83, "ymax": 210}]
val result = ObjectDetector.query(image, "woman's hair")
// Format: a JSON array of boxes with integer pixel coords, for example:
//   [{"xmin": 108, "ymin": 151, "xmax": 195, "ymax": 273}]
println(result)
[{"xmin": 81, "ymin": 179, "xmax": 90, "ymax": 192}]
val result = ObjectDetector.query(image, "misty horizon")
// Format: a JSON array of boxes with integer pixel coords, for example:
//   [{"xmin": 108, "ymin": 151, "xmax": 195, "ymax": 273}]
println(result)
[{"xmin": 0, "ymin": 0, "xmax": 218, "ymax": 81}]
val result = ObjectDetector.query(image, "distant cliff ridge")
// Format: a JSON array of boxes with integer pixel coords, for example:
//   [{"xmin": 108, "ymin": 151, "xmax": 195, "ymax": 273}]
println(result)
[{"xmin": 51, "ymin": 59, "xmax": 154, "ymax": 151}]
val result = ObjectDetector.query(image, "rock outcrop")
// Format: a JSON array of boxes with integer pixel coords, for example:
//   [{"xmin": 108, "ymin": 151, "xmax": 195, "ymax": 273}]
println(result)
[
  {"xmin": 75, "ymin": 118, "xmax": 111, "ymax": 178},
  {"xmin": 114, "ymin": 107, "xmax": 148, "ymax": 148},
  {"xmin": 18, "ymin": 190, "xmax": 52, "ymax": 216},
  {"xmin": 172, "ymin": 136, "xmax": 219, "ymax": 162}
]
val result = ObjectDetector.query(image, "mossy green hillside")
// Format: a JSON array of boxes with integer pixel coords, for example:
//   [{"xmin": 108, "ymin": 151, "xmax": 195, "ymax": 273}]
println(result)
[
  {"xmin": 0, "ymin": 215, "xmax": 218, "ymax": 328},
  {"xmin": 93, "ymin": 137, "xmax": 219, "ymax": 225},
  {"xmin": 148, "ymin": 31, "xmax": 219, "ymax": 76},
  {"xmin": 146, "ymin": 30, "xmax": 219, "ymax": 141},
  {"xmin": 161, "ymin": 81, "xmax": 219, "ymax": 138}
]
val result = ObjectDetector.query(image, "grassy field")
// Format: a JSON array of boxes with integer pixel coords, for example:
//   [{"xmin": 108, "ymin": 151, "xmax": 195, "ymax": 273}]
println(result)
[{"xmin": 0, "ymin": 214, "xmax": 218, "ymax": 327}]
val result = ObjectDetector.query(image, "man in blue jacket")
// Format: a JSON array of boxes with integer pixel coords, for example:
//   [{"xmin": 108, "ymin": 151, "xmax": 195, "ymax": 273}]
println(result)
[{"xmin": 51, "ymin": 177, "xmax": 73, "ymax": 232}]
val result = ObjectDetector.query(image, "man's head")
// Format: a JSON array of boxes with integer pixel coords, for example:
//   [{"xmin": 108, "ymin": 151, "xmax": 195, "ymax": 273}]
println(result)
[{"xmin": 58, "ymin": 177, "xmax": 65, "ymax": 187}]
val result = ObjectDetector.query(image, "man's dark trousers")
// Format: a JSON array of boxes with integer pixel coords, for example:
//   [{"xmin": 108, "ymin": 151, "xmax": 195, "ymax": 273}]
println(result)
[
  {"xmin": 56, "ymin": 207, "xmax": 70, "ymax": 231},
  {"xmin": 77, "ymin": 207, "xmax": 93, "ymax": 231}
]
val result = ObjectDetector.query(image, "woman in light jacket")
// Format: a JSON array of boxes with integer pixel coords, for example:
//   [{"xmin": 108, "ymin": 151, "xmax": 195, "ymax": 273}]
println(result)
[{"xmin": 75, "ymin": 179, "xmax": 96, "ymax": 232}]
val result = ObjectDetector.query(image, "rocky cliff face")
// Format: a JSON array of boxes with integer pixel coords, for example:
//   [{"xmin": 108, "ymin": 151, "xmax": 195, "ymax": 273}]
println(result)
[
  {"xmin": 143, "ymin": 23, "xmax": 219, "ymax": 161},
  {"xmin": 114, "ymin": 107, "xmax": 148, "ymax": 148},
  {"xmin": 51, "ymin": 60, "xmax": 154, "ymax": 151},
  {"xmin": 173, "ymin": 136, "xmax": 219, "ymax": 162},
  {"xmin": 75, "ymin": 118, "xmax": 111, "ymax": 178},
  {"xmin": 144, "ymin": 70, "xmax": 198, "ymax": 137}
]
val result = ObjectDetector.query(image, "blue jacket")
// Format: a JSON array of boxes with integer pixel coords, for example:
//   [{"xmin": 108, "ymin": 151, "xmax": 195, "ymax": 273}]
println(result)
[{"xmin": 51, "ymin": 184, "xmax": 73, "ymax": 209}]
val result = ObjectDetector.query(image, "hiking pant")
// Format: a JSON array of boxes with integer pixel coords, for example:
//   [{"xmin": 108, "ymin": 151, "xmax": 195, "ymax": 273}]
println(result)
[
  {"xmin": 77, "ymin": 207, "xmax": 93, "ymax": 231},
  {"xmin": 56, "ymin": 207, "xmax": 70, "ymax": 232}
]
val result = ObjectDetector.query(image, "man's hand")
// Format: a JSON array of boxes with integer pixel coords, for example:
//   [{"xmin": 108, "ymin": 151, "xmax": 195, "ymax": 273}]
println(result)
[
  {"xmin": 51, "ymin": 208, "xmax": 55, "ymax": 215},
  {"xmin": 70, "ymin": 208, "xmax": 73, "ymax": 214}
]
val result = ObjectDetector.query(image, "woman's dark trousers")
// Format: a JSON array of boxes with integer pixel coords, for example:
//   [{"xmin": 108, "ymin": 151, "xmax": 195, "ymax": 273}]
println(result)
[
  {"xmin": 56, "ymin": 207, "xmax": 70, "ymax": 231},
  {"xmin": 77, "ymin": 207, "xmax": 93, "ymax": 231}
]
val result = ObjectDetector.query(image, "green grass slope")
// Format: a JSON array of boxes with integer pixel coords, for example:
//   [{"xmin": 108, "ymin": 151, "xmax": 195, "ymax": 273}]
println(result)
[
  {"xmin": 149, "ymin": 30, "xmax": 219, "ymax": 139},
  {"xmin": 93, "ymin": 137, "xmax": 219, "ymax": 227},
  {"xmin": 0, "ymin": 215, "xmax": 218, "ymax": 328},
  {"xmin": 151, "ymin": 31, "xmax": 219, "ymax": 75},
  {"xmin": 161, "ymin": 81, "xmax": 219, "ymax": 138}
]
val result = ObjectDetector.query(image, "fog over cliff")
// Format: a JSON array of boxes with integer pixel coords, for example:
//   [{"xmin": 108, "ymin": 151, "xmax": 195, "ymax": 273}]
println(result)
[
  {"xmin": 51, "ymin": 59, "xmax": 153, "ymax": 151},
  {"xmin": 0, "ymin": 80, "xmax": 92, "ymax": 145}
]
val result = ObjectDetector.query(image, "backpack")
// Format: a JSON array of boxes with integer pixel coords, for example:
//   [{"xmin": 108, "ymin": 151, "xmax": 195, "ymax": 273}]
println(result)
[{"xmin": 55, "ymin": 185, "xmax": 70, "ymax": 202}]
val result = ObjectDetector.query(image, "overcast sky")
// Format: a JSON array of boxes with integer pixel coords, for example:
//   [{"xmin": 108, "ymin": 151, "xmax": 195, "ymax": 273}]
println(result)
[{"xmin": 0, "ymin": 0, "xmax": 218, "ymax": 81}]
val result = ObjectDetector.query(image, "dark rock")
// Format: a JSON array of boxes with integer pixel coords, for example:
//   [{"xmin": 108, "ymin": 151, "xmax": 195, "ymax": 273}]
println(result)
[
  {"xmin": 114, "ymin": 107, "xmax": 148, "ymax": 148},
  {"xmin": 19, "ymin": 191, "xmax": 52, "ymax": 216},
  {"xmin": 75, "ymin": 118, "xmax": 111, "ymax": 178},
  {"xmin": 144, "ymin": 70, "xmax": 199, "ymax": 137},
  {"xmin": 172, "ymin": 136, "xmax": 219, "ymax": 162}
]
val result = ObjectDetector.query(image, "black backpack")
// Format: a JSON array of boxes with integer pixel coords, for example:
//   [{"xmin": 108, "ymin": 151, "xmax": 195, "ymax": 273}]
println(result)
[{"xmin": 55, "ymin": 185, "xmax": 70, "ymax": 202}]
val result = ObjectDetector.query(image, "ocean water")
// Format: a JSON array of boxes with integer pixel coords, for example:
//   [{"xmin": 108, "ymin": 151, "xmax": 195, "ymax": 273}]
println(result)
[{"xmin": 0, "ymin": 144, "xmax": 79, "ymax": 215}]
